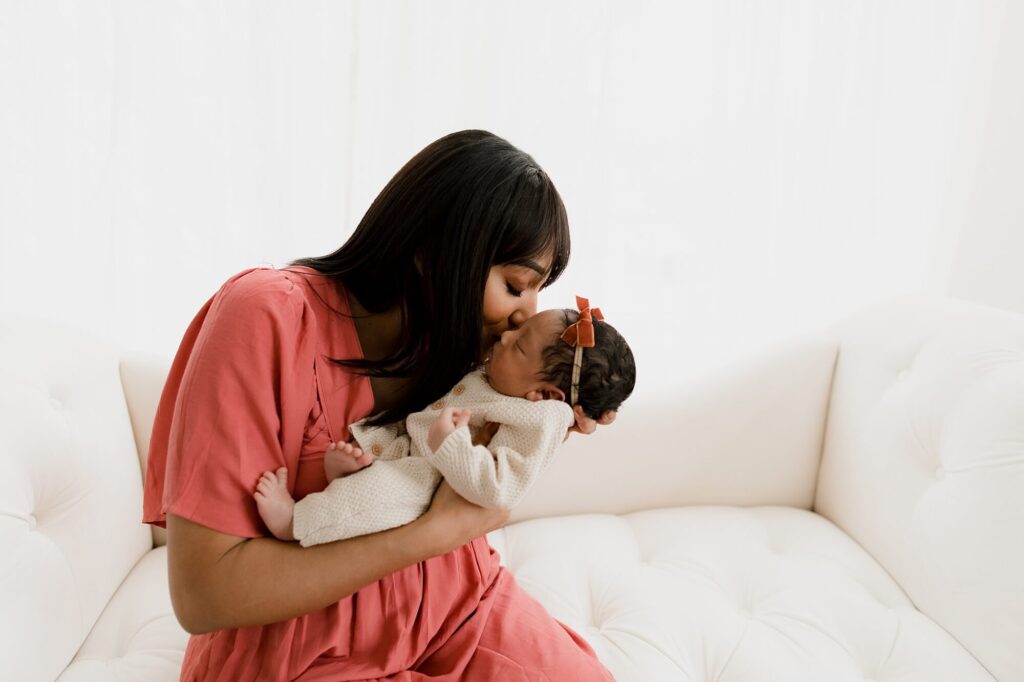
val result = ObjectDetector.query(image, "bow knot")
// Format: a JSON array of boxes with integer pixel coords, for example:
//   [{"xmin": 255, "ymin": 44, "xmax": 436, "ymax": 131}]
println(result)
[{"xmin": 561, "ymin": 296, "xmax": 604, "ymax": 348}]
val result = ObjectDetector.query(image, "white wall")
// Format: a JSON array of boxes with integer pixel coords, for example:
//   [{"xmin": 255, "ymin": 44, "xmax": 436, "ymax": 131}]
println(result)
[{"xmin": 1, "ymin": 1, "xmax": 1021, "ymax": 400}]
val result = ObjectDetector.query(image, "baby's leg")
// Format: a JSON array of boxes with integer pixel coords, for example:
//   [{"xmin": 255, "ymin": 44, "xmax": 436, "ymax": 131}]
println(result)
[
  {"xmin": 324, "ymin": 440, "xmax": 375, "ymax": 481},
  {"xmin": 254, "ymin": 467, "xmax": 296, "ymax": 541}
]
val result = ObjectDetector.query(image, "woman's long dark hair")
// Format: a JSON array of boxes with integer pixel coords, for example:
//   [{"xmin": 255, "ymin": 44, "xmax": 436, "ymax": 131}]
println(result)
[{"xmin": 287, "ymin": 129, "xmax": 570, "ymax": 426}]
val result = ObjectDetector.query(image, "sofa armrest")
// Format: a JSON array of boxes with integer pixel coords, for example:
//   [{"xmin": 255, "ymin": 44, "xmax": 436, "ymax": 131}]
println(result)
[
  {"xmin": 815, "ymin": 293, "xmax": 1024, "ymax": 681},
  {"xmin": 509, "ymin": 332, "xmax": 838, "ymax": 524}
]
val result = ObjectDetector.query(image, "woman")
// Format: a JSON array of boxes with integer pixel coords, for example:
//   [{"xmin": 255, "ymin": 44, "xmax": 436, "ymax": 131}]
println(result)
[{"xmin": 143, "ymin": 129, "xmax": 617, "ymax": 680}]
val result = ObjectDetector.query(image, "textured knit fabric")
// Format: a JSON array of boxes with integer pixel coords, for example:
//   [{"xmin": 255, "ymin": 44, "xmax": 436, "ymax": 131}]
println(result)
[
  {"xmin": 292, "ymin": 368, "xmax": 575, "ymax": 547},
  {"xmin": 141, "ymin": 266, "xmax": 614, "ymax": 681}
]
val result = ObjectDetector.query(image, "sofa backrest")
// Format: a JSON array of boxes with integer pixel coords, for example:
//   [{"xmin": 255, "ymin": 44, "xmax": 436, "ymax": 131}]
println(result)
[
  {"xmin": 120, "ymin": 353, "xmax": 172, "ymax": 548},
  {"xmin": 513, "ymin": 331, "xmax": 838, "ymax": 522},
  {"xmin": 121, "ymin": 322, "xmax": 838, "ymax": 527},
  {"xmin": 0, "ymin": 315, "xmax": 153, "ymax": 682},
  {"xmin": 814, "ymin": 294, "xmax": 1024, "ymax": 682}
]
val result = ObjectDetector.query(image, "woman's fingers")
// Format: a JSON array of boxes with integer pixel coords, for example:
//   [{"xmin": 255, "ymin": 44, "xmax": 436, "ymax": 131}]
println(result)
[
  {"xmin": 471, "ymin": 420, "xmax": 499, "ymax": 447},
  {"xmin": 564, "ymin": 405, "xmax": 617, "ymax": 439},
  {"xmin": 573, "ymin": 405, "xmax": 598, "ymax": 434}
]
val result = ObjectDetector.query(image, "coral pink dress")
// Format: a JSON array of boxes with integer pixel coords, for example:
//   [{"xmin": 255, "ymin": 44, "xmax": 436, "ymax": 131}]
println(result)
[{"xmin": 142, "ymin": 266, "xmax": 614, "ymax": 681}]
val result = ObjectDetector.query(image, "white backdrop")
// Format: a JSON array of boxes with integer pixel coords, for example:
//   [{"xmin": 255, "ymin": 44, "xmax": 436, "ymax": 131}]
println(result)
[{"xmin": 2, "ymin": 1, "xmax": 1022, "ymax": 400}]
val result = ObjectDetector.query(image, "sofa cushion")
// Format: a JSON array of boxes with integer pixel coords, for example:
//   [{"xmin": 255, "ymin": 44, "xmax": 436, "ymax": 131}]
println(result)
[
  {"xmin": 489, "ymin": 506, "xmax": 994, "ymax": 681},
  {"xmin": 56, "ymin": 507, "xmax": 993, "ymax": 681}
]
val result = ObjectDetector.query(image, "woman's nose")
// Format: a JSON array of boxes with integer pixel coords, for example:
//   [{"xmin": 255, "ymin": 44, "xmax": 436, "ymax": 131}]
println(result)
[{"xmin": 508, "ymin": 298, "xmax": 537, "ymax": 330}]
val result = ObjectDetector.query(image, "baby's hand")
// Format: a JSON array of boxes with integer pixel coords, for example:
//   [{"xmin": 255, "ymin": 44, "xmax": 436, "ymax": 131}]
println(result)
[
  {"xmin": 324, "ymin": 440, "xmax": 374, "ymax": 481},
  {"xmin": 428, "ymin": 407, "xmax": 472, "ymax": 453}
]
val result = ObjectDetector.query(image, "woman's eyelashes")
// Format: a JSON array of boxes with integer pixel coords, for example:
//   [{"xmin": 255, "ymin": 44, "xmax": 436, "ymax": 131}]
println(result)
[{"xmin": 506, "ymin": 282, "xmax": 523, "ymax": 297}]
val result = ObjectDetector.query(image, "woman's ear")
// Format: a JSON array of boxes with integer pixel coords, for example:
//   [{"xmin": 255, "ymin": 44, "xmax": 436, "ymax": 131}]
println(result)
[{"xmin": 525, "ymin": 383, "xmax": 566, "ymax": 402}]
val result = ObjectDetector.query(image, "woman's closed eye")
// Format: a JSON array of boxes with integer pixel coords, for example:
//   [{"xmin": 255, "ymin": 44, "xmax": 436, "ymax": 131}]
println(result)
[{"xmin": 506, "ymin": 282, "xmax": 523, "ymax": 297}]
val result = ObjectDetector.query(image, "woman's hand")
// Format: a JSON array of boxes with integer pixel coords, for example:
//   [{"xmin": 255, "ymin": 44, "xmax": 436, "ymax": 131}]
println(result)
[
  {"xmin": 472, "ymin": 420, "xmax": 500, "ymax": 447},
  {"xmin": 419, "ymin": 480, "xmax": 510, "ymax": 556},
  {"xmin": 565, "ymin": 405, "xmax": 616, "ymax": 440}
]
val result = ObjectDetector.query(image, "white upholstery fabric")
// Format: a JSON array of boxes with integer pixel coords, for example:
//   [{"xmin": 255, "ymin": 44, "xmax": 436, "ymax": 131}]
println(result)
[
  {"xmin": 57, "ymin": 547, "xmax": 187, "ymax": 681},
  {"xmin": 509, "ymin": 332, "xmax": 839, "ymax": 523},
  {"xmin": 0, "ymin": 295, "xmax": 1018, "ymax": 681},
  {"xmin": 487, "ymin": 506, "xmax": 992, "ymax": 681},
  {"xmin": 815, "ymin": 294, "xmax": 1024, "ymax": 682},
  {"xmin": 119, "ymin": 353, "xmax": 171, "ymax": 549},
  {"xmin": 0, "ymin": 316, "xmax": 153, "ymax": 682}
]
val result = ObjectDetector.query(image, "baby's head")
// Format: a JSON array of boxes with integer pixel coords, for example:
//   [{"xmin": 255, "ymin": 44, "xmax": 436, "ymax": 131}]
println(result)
[{"xmin": 483, "ymin": 307, "xmax": 636, "ymax": 419}]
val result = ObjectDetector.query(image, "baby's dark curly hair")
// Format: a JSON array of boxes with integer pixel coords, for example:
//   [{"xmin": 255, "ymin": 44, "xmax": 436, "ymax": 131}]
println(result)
[{"xmin": 540, "ymin": 310, "xmax": 636, "ymax": 419}]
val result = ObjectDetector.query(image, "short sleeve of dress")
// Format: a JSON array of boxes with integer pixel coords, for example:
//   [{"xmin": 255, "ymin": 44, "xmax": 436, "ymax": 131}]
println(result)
[{"xmin": 142, "ymin": 268, "xmax": 318, "ymax": 538}]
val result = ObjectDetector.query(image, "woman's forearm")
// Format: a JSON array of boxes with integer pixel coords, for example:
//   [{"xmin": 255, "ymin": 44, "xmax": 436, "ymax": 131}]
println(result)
[{"xmin": 175, "ymin": 514, "xmax": 442, "ymax": 635}]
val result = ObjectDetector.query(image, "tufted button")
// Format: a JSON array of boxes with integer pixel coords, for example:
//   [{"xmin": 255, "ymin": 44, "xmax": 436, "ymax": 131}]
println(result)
[
  {"xmin": 371, "ymin": 443, "xmax": 383, "ymax": 456},
  {"xmin": 452, "ymin": 384, "xmax": 466, "ymax": 396},
  {"xmin": 49, "ymin": 397, "xmax": 62, "ymax": 410},
  {"xmin": 27, "ymin": 514, "xmax": 37, "ymax": 530},
  {"xmin": 935, "ymin": 466, "xmax": 946, "ymax": 480},
  {"xmin": 432, "ymin": 400, "xmax": 445, "ymax": 410}
]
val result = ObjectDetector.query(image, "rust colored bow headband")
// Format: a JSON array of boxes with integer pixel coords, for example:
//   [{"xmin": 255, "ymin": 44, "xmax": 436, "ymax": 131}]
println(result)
[{"xmin": 561, "ymin": 296, "xmax": 604, "ymax": 405}]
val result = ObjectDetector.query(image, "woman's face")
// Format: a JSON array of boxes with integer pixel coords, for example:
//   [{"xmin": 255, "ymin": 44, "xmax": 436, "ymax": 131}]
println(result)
[{"xmin": 480, "ymin": 252, "xmax": 553, "ymax": 357}]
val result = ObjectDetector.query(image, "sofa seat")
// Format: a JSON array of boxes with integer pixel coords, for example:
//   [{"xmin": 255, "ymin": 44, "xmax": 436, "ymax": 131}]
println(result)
[
  {"xmin": 54, "ymin": 506, "xmax": 991, "ymax": 682},
  {"xmin": 489, "ymin": 506, "xmax": 993, "ymax": 682}
]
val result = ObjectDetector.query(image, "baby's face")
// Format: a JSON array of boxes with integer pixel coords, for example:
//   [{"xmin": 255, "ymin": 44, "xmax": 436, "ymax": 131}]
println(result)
[{"xmin": 483, "ymin": 309, "xmax": 566, "ymax": 401}]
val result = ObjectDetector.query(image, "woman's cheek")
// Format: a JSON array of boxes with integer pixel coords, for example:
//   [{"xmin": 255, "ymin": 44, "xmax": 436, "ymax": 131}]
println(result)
[{"xmin": 481, "ymin": 282, "xmax": 509, "ymax": 326}]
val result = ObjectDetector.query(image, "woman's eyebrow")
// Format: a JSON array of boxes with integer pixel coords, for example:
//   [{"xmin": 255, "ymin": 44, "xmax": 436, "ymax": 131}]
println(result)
[
  {"xmin": 521, "ymin": 259, "xmax": 545, "ymax": 275},
  {"xmin": 509, "ymin": 259, "xmax": 546, "ymax": 277}
]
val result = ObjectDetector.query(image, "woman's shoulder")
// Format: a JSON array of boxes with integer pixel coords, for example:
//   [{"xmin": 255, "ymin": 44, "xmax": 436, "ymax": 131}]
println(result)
[
  {"xmin": 216, "ymin": 266, "xmax": 302, "ymax": 301},
  {"xmin": 181, "ymin": 268, "xmax": 311, "ymax": 349},
  {"xmin": 210, "ymin": 266, "xmax": 334, "ymax": 320}
]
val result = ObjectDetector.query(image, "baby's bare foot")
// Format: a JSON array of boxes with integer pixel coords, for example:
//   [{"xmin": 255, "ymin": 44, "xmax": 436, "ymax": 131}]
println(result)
[
  {"xmin": 324, "ymin": 441, "xmax": 375, "ymax": 481},
  {"xmin": 254, "ymin": 468, "xmax": 296, "ymax": 541}
]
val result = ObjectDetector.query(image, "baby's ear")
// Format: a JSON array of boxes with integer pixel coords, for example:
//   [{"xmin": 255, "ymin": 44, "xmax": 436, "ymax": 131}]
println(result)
[{"xmin": 526, "ymin": 383, "xmax": 565, "ymax": 403}]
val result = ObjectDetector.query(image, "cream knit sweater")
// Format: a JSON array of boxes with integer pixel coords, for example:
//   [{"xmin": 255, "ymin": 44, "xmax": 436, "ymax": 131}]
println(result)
[{"xmin": 291, "ymin": 368, "xmax": 575, "ymax": 547}]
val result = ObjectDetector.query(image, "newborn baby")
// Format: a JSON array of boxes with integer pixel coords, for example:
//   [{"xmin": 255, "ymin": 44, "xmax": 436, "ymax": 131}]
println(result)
[{"xmin": 254, "ymin": 298, "xmax": 636, "ymax": 547}]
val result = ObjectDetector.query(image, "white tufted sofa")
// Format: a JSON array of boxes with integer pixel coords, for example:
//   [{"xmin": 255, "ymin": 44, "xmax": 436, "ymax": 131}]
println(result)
[{"xmin": 2, "ymin": 294, "xmax": 1022, "ymax": 681}]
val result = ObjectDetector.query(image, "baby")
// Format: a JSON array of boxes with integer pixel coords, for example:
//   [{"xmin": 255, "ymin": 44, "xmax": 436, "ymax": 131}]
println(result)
[{"xmin": 254, "ymin": 297, "xmax": 636, "ymax": 547}]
